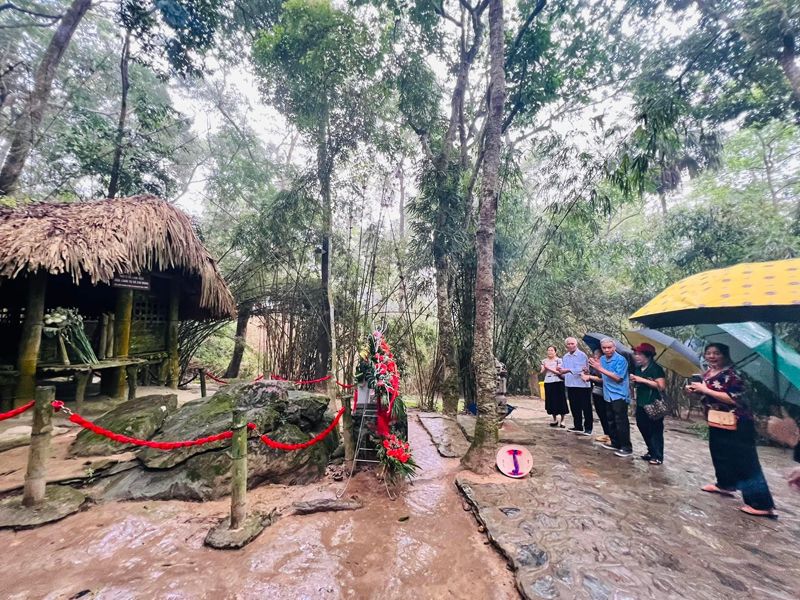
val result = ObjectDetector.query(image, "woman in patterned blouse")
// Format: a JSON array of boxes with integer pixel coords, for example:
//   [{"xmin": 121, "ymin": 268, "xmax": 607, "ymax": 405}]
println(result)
[{"xmin": 686, "ymin": 343, "xmax": 776, "ymax": 519}]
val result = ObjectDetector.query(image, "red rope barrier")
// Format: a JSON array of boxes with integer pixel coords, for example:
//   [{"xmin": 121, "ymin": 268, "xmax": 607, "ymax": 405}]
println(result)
[
  {"xmin": 270, "ymin": 374, "xmax": 333, "ymax": 386},
  {"xmin": 205, "ymin": 371, "xmax": 229, "ymax": 385},
  {"xmin": 249, "ymin": 408, "xmax": 345, "ymax": 451},
  {"xmin": 50, "ymin": 392, "xmax": 357, "ymax": 453},
  {"xmin": 270, "ymin": 374, "xmax": 355, "ymax": 389},
  {"xmin": 0, "ymin": 400, "xmax": 35, "ymax": 422},
  {"xmin": 52, "ymin": 402, "xmax": 233, "ymax": 450}
]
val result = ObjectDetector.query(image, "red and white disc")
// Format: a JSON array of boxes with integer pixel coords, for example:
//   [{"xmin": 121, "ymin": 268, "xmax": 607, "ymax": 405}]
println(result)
[{"xmin": 496, "ymin": 445, "xmax": 533, "ymax": 478}]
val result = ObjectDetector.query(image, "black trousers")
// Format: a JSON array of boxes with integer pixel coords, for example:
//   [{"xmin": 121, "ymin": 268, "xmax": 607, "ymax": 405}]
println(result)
[
  {"xmin": 635, "ymin": 405, "xmax": 664, "ymax": 461},
  {"xmin": 606, "ymin": 399, "xmax": 631, "ymax": 451},
  {"xmin": 592, "ymin": 391, "xmax": 610, "ymax": 435},
  {"xmin": 708, "ymin": 419, "xmax": 774, "ymax": 511},
  {"xmin": 567, "ymin": 387, "xmax": 593, "ymax": 431}
]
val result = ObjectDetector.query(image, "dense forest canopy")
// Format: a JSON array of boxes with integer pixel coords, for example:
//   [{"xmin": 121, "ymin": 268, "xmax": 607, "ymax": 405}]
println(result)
[{"xmin": 2, "ymin": 0, "xmax": 798, "ymax": 450}]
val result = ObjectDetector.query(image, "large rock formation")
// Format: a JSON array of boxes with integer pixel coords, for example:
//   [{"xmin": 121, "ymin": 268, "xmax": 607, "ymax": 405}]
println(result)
[
  {"xmin": 70, "ymin": 394, "xmax": 178, "ymax": 457},
  {"xmin": 100, "ymin": 381, "xmax": 338, "ymax": 501}
]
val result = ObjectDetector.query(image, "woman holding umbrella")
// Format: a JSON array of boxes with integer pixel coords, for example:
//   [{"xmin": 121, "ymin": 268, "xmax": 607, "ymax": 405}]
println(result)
[
  {"xmin": 686, "ymin": 343, "xmax": 777, "ymax": 518},
  {"xmin": 630, "ymin": 343, "xmax": 666, "ymax": 465}
]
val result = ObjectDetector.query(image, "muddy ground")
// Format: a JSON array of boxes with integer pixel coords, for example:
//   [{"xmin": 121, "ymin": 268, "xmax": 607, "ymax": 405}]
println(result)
[{"xmin": 0, "ymin": 410, "xmax": 517, "ymax": 600}]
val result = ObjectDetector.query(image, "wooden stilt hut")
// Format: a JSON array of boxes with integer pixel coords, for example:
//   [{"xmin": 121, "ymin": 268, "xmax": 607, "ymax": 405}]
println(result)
[{"xmin": 0, "ymin": 196, "xmax": 236, "ymax": 408}]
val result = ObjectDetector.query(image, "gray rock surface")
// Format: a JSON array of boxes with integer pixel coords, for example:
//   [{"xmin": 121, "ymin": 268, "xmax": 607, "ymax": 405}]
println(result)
[
  {"xmin": 70, "ymin": 394, "xmax": 178, "ymax": 457},
  {"xmin": 100, "ymin": 382, "xmax": 337, "ymax": 501}
]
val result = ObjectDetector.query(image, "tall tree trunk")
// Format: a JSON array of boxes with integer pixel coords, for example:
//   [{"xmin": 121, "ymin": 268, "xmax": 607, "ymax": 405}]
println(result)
[
  {"xmin": 107, "ymin": 29, "xmax": 131, "ymax": 199},
  {"xmin": 0, "ymin": 0, "xmax": 91, "ymax": 195},
  {"xmin": 315, "ymin": 107, "xmax": 351, "ymax": 464},
  {"xmin": 658, "ymin": 191, "xmax": 668, "ymax": 215},
  {"xmin": 779, "ymin": 33, "xmax": 800, "ymax": 104},
  {"xmin": 463, "ymin": 0, "xmax": 506, "ymax": 470},
  {"xmin": 435, "ymin": 239, "xmax": 460, "ymax": 415},
  {"xmin": 224, "ymin": 301, "xmax": 252, "ymax": 379},
  {"xmin": 757, "ymin": 130, "xmax": 780, "ymax": 209}
]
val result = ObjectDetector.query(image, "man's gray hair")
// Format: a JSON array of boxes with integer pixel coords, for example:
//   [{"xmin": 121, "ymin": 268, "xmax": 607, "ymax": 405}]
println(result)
[
  {"xmin": 600, "ymin": 337, "xmax": 616, "ymax": 346},
  {"xmin": 565, "ymin": 336, "xmax": 577, "ymax": 344}
]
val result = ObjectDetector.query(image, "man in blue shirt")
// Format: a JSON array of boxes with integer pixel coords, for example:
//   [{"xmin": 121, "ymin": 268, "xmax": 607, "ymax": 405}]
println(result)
[
  {"xmin": 560, "ymin": 337, "xmax": 593, "ymax": 435},
  {"xmin": 586, "ymin": 338, "xmax": 632, "ymax": 457}
]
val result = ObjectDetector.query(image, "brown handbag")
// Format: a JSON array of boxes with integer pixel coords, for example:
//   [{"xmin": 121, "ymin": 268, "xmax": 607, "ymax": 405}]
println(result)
[{"xmin": 707, "ymin": 409, "xmax": 737, "ymax": 431}]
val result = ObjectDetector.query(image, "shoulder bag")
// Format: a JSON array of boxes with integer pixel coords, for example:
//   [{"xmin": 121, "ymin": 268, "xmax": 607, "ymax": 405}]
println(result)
[{"xmin": 707, "ymin": 409, "xmax": 737, "ymax": 431}]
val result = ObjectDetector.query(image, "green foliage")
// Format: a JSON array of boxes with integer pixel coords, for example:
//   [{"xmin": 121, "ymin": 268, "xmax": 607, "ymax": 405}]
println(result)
[{"xmin": 253, "ymin": 0, "xmax": 388, "ymax": 148}]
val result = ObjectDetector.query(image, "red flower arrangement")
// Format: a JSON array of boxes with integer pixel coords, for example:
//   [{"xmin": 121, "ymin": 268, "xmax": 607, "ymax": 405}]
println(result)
[
  {"xmin": 356, "ymin": 331, "xmax": 418, "ymax": 483},
  {"xmin": 377, "ymin": 433, "xmax": 419, "ymax": 482}
]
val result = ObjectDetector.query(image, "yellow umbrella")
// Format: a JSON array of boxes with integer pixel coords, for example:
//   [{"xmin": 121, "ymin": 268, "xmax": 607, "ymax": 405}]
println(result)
[{"xmin": 629, "ymin": 258, "xmax": 800, "ymax": 328}]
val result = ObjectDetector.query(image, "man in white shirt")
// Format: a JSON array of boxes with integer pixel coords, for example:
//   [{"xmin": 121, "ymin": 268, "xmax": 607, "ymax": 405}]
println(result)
[{"xmin": 560, "ymin": 337, "xmax": 593, "ymax": 435}]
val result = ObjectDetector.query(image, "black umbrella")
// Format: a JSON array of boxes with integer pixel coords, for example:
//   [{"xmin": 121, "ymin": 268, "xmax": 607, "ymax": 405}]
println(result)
[{"xmin": 582, "ymin": 332, "xmax": 633, "ymax": 357}]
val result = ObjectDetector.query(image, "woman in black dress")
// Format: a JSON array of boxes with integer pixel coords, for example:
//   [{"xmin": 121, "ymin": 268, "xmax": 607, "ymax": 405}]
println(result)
[{"xmin": 541, "ymin": 346, "xmax": 568, "ymax": 427}]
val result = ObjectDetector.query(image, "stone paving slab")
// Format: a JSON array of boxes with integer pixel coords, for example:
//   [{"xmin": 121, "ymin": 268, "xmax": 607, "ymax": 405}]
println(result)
[
  {"xmin": 417, "ymin": 413, "xmax": 471, "ymax": 457},
  {"xmin": 458, "ymin": 414, "xmax": 538, "ymax": 445},
  {"xmin": 456, "ymin": 403, "xmax": 800, "ymax": 600}
]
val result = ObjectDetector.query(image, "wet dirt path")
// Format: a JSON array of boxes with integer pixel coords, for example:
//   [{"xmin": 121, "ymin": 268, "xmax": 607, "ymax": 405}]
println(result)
[{"xmin": 0, "ymin": 416, "xmax": 518, "ymax": 600}]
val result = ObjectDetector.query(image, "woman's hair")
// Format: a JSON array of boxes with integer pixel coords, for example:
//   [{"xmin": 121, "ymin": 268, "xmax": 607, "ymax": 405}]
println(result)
[
  {"xmin": 704, "ymin": 342, "xmax": 732, "ymax": 364},
  {"xmin": 636, "ymin": 348, "xmax": 656, "ymax": 359},
  {"xmin": 546, "ymin": 345, "xmax": 558, "ymax": 354}
]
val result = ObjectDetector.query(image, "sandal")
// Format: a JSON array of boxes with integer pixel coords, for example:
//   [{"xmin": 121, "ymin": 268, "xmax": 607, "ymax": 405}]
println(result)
[
  {"xmin": 738, "ymin": 505, "xmax": 778, "ymax": 519},
  {"xmin": 549, "ymin": 422, "xmax": 558, "ymax": 427},
  {"xmin": 648, "ymin": 459, "xmax": 663, "ymax": 465},
  {"xmin": 701, "ymin": 484, "xmax": 735, "ymax": 497}
]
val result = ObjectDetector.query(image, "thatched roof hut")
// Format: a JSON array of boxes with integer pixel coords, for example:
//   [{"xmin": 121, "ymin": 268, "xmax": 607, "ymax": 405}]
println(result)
[
  {"xmin": 0, "ymin": 195, "xmax": 235, "ymax": 319},
  {"xmin": 0, "ymin": 196, "xmax": 236, "ymax": 406}
]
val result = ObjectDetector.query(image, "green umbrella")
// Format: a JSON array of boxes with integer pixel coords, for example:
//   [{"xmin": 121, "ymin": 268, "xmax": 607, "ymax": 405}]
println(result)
[{"xmin": 694, "ymin": 322, "xmax": 800, "ymax": 407}]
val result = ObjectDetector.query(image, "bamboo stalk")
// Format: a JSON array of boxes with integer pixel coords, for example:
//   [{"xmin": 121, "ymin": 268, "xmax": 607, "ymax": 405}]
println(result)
[
  {"xmin": 230, "ymin": 408, "xmax": 247, "ymax": 529},
  {"xmin": 166, "ymin": 277, "xmax": 180, "ymax": 388},
  {"xmin": 22, "ymin": 386, "xmax": 54, "ymax": 506},
  {"xmin": 98, "ymin": 313, "xmax": 108, "ymax": 360},
  {"xmin": 15, "ymin": 274, "xmax": 47, "ymax": 405}
]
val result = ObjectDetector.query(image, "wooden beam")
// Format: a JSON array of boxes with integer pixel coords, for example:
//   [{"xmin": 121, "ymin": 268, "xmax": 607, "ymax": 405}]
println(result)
[
  {"xmin": 166, "ymin": 277, "xmax": 180, "ymax": 389},
  {"xmin": 15, "ymin": 274, "xmax": 46, "ymax": 406}
]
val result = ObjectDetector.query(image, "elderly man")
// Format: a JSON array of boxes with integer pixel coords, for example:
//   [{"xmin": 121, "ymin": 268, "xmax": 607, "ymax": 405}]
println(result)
[
  {"xmin": 560, "ymin": 337, "xmax": 593, "ymax": 435},
  {"xmin": 586, "ymin": 338, "xmax": 632, "ymax": 457}
]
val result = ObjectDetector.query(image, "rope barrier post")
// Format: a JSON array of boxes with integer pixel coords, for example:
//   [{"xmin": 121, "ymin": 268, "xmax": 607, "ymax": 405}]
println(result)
[
  {"xmin": 204, "ymin": 408, "xmax": 272, "ymax": 549},
  {"xmin": 230, "ymin": 407, "xmax": 247, "ymax": 529},
  {"xmin": 22, "ymin": 386, "xmax": 54, "ymax": 506},
  {"xmin": 200, "ymin": 368, "xmax": 207, "ymax": 398}
]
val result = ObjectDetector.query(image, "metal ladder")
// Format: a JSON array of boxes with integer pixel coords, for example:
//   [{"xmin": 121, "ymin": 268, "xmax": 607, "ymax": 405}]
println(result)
[{"xmin": 352, "ymin": 382, "xmax": 379, "ymax": 464}]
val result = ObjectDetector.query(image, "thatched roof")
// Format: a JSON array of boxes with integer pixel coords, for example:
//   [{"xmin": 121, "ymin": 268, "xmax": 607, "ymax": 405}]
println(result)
[{"xmin": 0, "ymin": 195, "xmax": 236, "ymax": 319}]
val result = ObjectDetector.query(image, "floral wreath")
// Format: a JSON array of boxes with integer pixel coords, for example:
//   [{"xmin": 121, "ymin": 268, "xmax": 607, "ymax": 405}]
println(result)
[{"xmin": 355, "ymin": 330, "xmax": 418, "ymax": 481}]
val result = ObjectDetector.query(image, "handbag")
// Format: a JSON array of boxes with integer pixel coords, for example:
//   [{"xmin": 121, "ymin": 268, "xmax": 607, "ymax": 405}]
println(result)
[
  {"xmin": 707, "ymin": 409, "xmax": 738, "ymax": 431},
  {"xmin": 644, "ymin": 397, "xmax": 668, "ymax": 420}
]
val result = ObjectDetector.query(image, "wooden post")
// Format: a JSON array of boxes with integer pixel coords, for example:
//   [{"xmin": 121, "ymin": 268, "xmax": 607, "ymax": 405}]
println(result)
[
  {"xmin": 15, "ymin": 274, "xmax": 47, "ymax": 406},
  {"xmin": 98, "ymin": 314, "xmax": 108, "ymax": 360},
  {"xmin": 200, "ymin": 368, "xmax": 207, "ymax": 398},
  {"xmin": 230, "ymin": 408, "xmax": 247, "ymax": 529},
  {"xmin": 74, "ymin": 370, "xmax": 90, "ymax": 413},
  {"xmin": 125, "ymin": 365, "xmax": 138, "ymax": 400},
  {"xmin": 113, "ymin": 289, "xmax": 133, "ymax": 399},
  {"xmin": 22, "ymin": 386, "xmax": 54, "ymax": 506},
  {"xmin": 105, "ymin": 313, "xmax": 115, "ymax": 359},
  {"xmin": 166, "ymin": 277, "xmax": 180, "ymax": 389}
]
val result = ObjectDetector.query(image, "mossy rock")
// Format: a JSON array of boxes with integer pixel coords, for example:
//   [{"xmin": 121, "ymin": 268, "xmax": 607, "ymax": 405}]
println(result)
[
  {"xmin": 138, "ymin": 382, "xmax": 287, "ymax": 469},
  {"xmin": 99, "ymin": 382, "xmax": 339, "ymax": 500},
  {"xmin": 102, "ymin": 422, "xmax": 336, "ymax": 501},
  {"xmin": 69, "ymin": 394, "xmax": 178, "ymax": 457}
]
